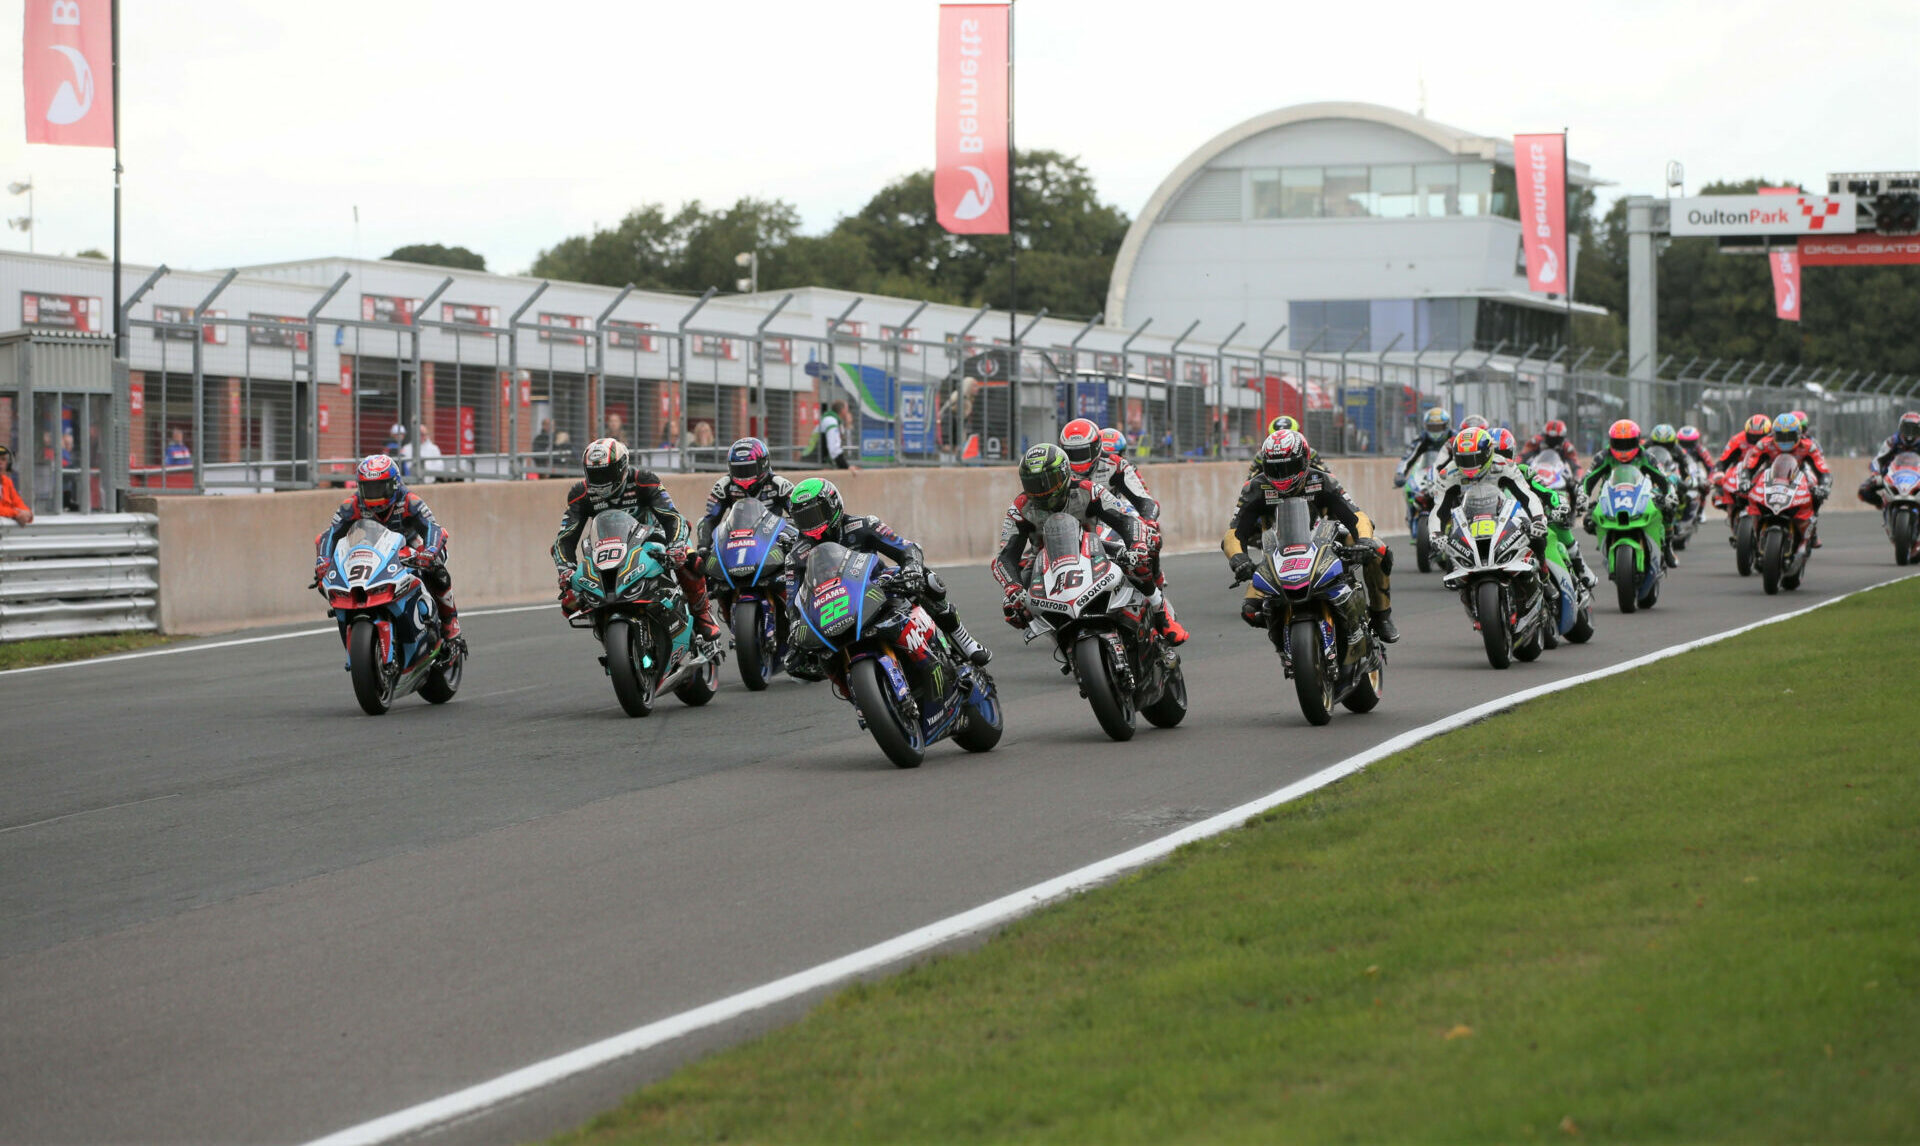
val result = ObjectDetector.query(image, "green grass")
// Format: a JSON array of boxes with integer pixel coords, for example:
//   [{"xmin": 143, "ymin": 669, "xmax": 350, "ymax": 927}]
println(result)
[
  {"xmin": 0, "ymin": 630, "xmax": 174, "ymax": 670},
  {"xmin": 554, "ymin": 579, "xmax": 1920, "ymax": 1145}
]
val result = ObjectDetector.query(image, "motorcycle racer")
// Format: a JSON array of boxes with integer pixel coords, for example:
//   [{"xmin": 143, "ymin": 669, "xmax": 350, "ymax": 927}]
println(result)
[
  {"xmin": 779, "ymin": 477, "xmax": 991, "ymax": 681},
  {"xmin": 1065, "ymin": 418, "xmax": 1158, "ymax": 520},
  {"xmin": 553, "ymin": 437, "xmax": 721, "ymax": 644},
  {"xmin": 1859, "ymin": 411, "xmax": 1920, "ymax": 509},
  {"xmin": 994, "ymin": 443, "xmax": 1184, "ymax": 642},
  {"xmin": 1228, "ymin": 430, "xmax": 1399, "ymax": 643},
  {"xmin": 315, "ymin": 455, "xmax": 461, "ymax": 640},
  {"xmin": 1736, "ymin": 412, "xmax": 1831, "ymax": 524},
  {"xmin": 1247, "ymin": 415, "xmax": 1330, "ymax": 479},
  {"xmin": 1394, "ymin": 407, "xmax": 1452, "ymax": 487},
  {"xmin": 1495, "ymin": 427, "xmax": 1597, "ymax": 588},
  {"xmin": 1519, "ymin": 418, "xmax": 1583, "ymax": 478},
  {"xmin": 1582, "ymin": 419, "xmax": 1681, "ymax": 569},
  {"xmin": 694, "ymin": 436, "xmax": 797, "ymax": 553},
  {"xmin": 1714, "ymin": 415, "xmax": 1773, "ymax": 475},
  {"xmin": 1677, "ymin": 425, "xmax": 1714, "ymax": 474},
  {"xmin": 1645, "ymin": 423, "xmax": 1689, "ymax": 474}
]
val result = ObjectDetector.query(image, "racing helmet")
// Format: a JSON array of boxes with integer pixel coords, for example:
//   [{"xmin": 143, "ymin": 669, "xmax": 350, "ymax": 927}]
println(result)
[
  {"xmin": 582, "ymin": 437, "xmax": 629, "ymax": 500},
  {"xmin": 1898, "ymin": 411, "xmax": 1920, "ymax": 447},
  {"xmin": 1608, "ymin": 419, "xmax": 1643, "ymax": 463},
  {"xmin": 355, "ymin": 455, "xmax": 401, "ymax": 513},
  {"xmin": 1541, "ymin": 418, "xmax": 1568, "ymax": 448},
  {"xmin": 789, "ymin": 478, "xmax": 844, "ymax": 541},
  {"xmin": 1422, "ymin": 407, "xmax": 1450, "ymax": 442},
  {"xmin": 1099, "ymin": 426, "xmax": 1128, "ymax": 458},
  {"xmin": 1460, "ymin": 414, "xmax": 1490, "ymax": 433},
  {"xmin": 1649, "ymin": 423, "xmax": 1678, "ymax": 446},
  {"xmin": 1060, "ymin": 418, "xmax": 1103, "ymax": 474},
  {"xmin": 1677, "ymin": 424, "xmax": 1702, "ymax": 447},
  {"xmin": 1453, "ymin": 428, "xmax": 1496, "ymax": 481},
  {"xmin": 727, "ymin": 436, "xmax": 771, "ymax": 491},
  {"xmin": 1019, "ymin": 443, "xmax": 1075, "ymax": 511},
  {"xmin": 1259, "ymin": 430, "xmax": 1312, "ymax": 493},
  {"xmin": 1744, "ymin": 414, "xmax": 1773, "ymax": 443},
  {"xmin": 1790, "ymin": 409, "xmax": 1811, "ymax": 438},
  {"xmin": 1490, "ymin": 427, "xmax": 1518, "ymax": 461},
  {"xmin": 1268, "ymin": 415, "xmax": 1302, "ymax": 436},
  {"xmin": 1772, "ymin": 412, "xmax": 1804, "ymax": 450}
]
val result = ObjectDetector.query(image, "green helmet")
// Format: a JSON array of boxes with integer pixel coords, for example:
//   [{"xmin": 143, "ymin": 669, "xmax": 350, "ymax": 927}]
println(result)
[
  {"xmin": 1267, "ymin": 415, "xmax": 1301, "ymax": 436},
  {"xmin": 1649, "ymin": 423, "xmax": 1678, "ymax": 445},
  {"xmin": 790, "ymin": 478, "xmax": 844, "ymax": 540},
  {"xmin": 1018, "ymin": 443, "xmax": 1074, "ymax": 511}
]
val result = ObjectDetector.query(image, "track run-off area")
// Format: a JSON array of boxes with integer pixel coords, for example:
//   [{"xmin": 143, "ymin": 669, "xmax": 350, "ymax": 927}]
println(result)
[{"xmin": 1, "ymin": 512, "xmax": 1908, "ymax": 1144}]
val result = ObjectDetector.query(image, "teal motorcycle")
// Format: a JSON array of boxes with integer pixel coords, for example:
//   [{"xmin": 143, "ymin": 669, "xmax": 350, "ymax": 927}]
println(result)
[
  {"xmin": 567, "ymin": 509, "xmax": 722, "ymax": 716},
  {"xmin": 1588, "ymin": 467, "xmax": 1665, "ymax": 614}
]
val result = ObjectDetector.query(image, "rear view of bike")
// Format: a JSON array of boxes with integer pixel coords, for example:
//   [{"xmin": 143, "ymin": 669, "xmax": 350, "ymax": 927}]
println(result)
[
  {"xmin": 568, "ymin": 509, "xmax": 721, "ymax": 717},
  {"xmin": 1250, "ymin": 498, "xmax": 1384, "ymax": 725},
  {"xmin": 320, "ymin": 519, "xmax": 464, "ymax": 716},
  {"xmin": 704, "ymin": 498, "xmax": 791, "ymax": 691}
]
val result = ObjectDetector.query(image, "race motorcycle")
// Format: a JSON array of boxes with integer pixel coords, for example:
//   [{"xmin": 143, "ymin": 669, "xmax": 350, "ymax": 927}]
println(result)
[
  {"xmin": 792, "ymin": 544, "xmax": 1002, "ymax": 768},
  {"xmin": 1878, "ymin": 451, "xmax": 1920, "ymax": 566},
  {"xmin": 319, "ymin": 518, "xmax": 465, "ymax": 716},
  {"xmin": 1020, "ymin": 511, "xmax": 1186, "ymax": 742},
  {"xmin": 1721, "ymin": 468, "xmax": 1757, "ymax": 577},
  {"xmin": 566, "ymin": 509, "xmax": 721, "ymax": 716},
  {"xmin": 1593, "ymin": 469, "xmax": 1664, "ymax": 614},
  {"xmin": 703, "ymin": 497, "xmax": 791, "ymax": 691},
  {"xmin": 1442, "ymin": 480, "xmax": 1554, "ymax": 668},
  {"xmin": 1241, "ymin": 497, "xmax": 1385, "ymax": 724},
  {"xmin": 1747, "ymin": 455, "xmax": 1817, "ymax": 595},
  {"xmin": 1660, "ymin": 453, "xmax": 1707, "ymax": 551},
  {"xmin": 1405, "ymin": 453, "xmax": 1445, "ymax": 573}
]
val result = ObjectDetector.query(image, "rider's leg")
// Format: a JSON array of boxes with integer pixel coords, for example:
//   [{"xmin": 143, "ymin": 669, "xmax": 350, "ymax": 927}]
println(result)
[
  {"xmin": 1352, "ymin": 512, "xmax": 1398, "ymax": 642},
  {"xmin": 674, "ymin": 562, "xmax": 722, "ymax": 642},
  {"xmin": 423, "ymin": 563, "xmax": 460, "ymax": 640},
  {"xmin": 922, "ymin": 591, "xmax": 991, "ymax": 666}
]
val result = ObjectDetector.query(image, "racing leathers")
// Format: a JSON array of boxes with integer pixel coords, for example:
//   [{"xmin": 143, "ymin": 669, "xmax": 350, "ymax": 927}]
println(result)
[
  {"xmin": 993, "ymin": 480, "xmax": 1161, "ymax": 632},
  {"xmin": 1581, "ymin": 454, "xmax": 1681, "ymax": 566},
  {"xmin": 1394, "ymin": 434, "xmax": 1449, "ymax": 487},
  {"xmin": 781, "ymin": 515, "xmax": 988, "ymax": 678},
  {"xmin": 314, "ymin": 483, "xmax": 460, "ymax": 640},
  {"xmin": 1519, "ymin": 434, "xmax": 1583, "ymax": 479},
  {"xmin": 1430, "ymin": 459, "xmax": 1560, "ymax": 614},
  {"xmin": 695, "ymin": 473, "xmax": 798, "ymax": 551},
  {"xmin": 1735, "ymin": 438, "xmax": 1831, "ymax": 543},
  {"xmin": 1226, "ymin": 469, "xmax": 1396, "ymax": 640},
  {"xmin": 1517, "ymin": 462, "xmax": 1595, "ymax": 587},
  {"xmin": 552, "ymin": 466, "xmax": 720, "ymax": 642},
  {"xmin": 1860, "ymin": 433, "xmax": 1920, "ymax": 508}
]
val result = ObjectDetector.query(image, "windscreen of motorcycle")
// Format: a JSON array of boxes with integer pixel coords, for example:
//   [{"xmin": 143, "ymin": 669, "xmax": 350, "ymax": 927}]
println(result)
[
  {"xmin": 1532, "ymin": 449, "xmax": 1566, "ymax": 488},
  {"xmin": 801, "ymin": 542, "xmax": 873, "ymax": 644},
  {"xmin": 1889, "ymin": 452, "xmax": 1920, "ymax": 493},
  {"xmin": 587, "ymin": 510, "xmax": 642, "ymax": 573},
  {"xmin": 719, "ymin": 497, "xmax": 781, "ymax": 577},
  {"xmin": 337, "ymin": 519, "xmax": 397, "ymax": 586}
]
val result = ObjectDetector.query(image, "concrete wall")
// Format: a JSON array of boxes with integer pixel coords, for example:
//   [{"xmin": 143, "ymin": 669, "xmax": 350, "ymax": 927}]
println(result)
[{"xmin": 130, "ymin": 455, "xmax": 1872, "ymax": 635}]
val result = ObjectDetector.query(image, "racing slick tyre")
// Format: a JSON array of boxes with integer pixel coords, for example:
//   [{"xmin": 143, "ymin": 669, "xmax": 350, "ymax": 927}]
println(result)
[
  {"xmin": 420, "ymin": 645, "xmax": 463, "ymax": 704},
  {"xmin": 1477, "ymin": 581, "xmax": 1513, "ymax": 669},
  {"xmin": 1760, "ymin": 529, "xmax": 1786, "ymax": 596},
  {"xmin": 1612, "ymin": 548, "xmax": 1639, "ymax": 615},
  {"xmin": 348, "ymin": 618, "xmax": 393, "ymax": 716},
  {"xmin": 605, "ymin": 617, "xmax": 656, "ymax": 718},
  {"xmin": 1735, "ymin": 516, "xmax": 1756, "ymax": 577},
  {"xmin": 1075, "ymin": 634, "xmax": 1136, "ymax": 742},
  {"xmin": 1141, "ymin": 663, "xmax": 1189, "ymax": 728},
  {"xmin": 952, "ymin": 674, "xmax": 1005, "ymax": 753},
  {"xmin": 732, "ymin": 600, "xmax": 771, "ymax": 691},
  {"xmin": 850, "ymin": 656, "xmax": 925, "ymax": 768},
  {"xmin": 674, "ymin": 653, "xmax": 720, "ymax": 706},
  {"xmin": 1414, "ymin": 519, "xmax": 1432, "ymax": 574},
  {"xmin": 1892, "ymin": 510, "xmax": 1915, "ymax": 567},
  {"xmin": 1289, "ymin": 618, "xmax": 1336, "ymax": 724},
  {"xmin": 1341, "ymin": 658, "xmax": 1384, "ymax": 714},
  {"xmin": 1566, "ymin": 604, "xmax": 1595, "ymax": 644}
]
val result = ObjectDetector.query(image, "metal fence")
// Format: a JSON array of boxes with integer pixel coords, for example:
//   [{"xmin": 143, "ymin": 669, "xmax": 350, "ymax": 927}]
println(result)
[
  {"xmin": 0, "ymin": 513, "xmax": 158, "ymax": 640},
  {"xmin": 93, "ymin": 272, "xmax": 1920, "ymax": 501}
]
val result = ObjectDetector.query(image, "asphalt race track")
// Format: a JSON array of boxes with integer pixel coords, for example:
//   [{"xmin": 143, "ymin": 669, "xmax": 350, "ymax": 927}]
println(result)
[{"xmin": 1, "ymin": 512, "xmax": 1908, "ymax": 1144}]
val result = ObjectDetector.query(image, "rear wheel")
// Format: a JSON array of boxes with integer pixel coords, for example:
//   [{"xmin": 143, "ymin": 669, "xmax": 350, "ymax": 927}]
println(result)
[
  {"xmin": 1341, "ymin": 657, "xmax": 1384, "ymax": 714},
  {"xmin": 1735, "ymin": 516, "xmax": 1756, "ymax": 577},
  {"xmin": 1289, "ymin": 619, "xmax": 1335, "ymax": 724},
  {"xmin": 1476, "ymin": 580, "xmax": 1512, "ymax": 669},
  {"xmin": 1075, "ymin": 634, "xmax": 1136, "ymax": 741},
  {"xmin": 952, "ymin": 675, "xmax": 1004, "ymax": 752},
  {"xmin": 348, "ymin": 619, "xmax": 391, "ymax": 716},
  {"xmin": 1414, "ymin": 518, "xmax": 1432, "ymax": 573},
  {"xmin": 420, "ymin": 644, "xmax": 462, "ymax": 704},
  {"xmin": 1612, "ymin": 545, "xmax": 1639, "ymax": 614},
  {"xmin": 1760, "ymin": 528, "xmax": 1785, "ymax": 596},
  {"xmin": 732, "ymin": 600, "xmax": 770, "ymax": 691},
  {"xmin": 605, "ymin": 618, "xmax": 656, "ymax": 717},
  {"xmin": 1515, "ymin": 626, "xmax": 1543, "ymax": 662},
  {"xmin": 1567, "ymin": 604, "xmax": 1595, "ymax": 644},
  {"xmin": 1893, "ymin": 509, "xmax": 1916, "ymax": 567},
  {"xmin": 850, "ymin": 656, "xmax": 925, "ymax": 768},
  {"xmin": 674, "ymin": 653, "xmax": 719, "ymax": 706},
  {"xmin": 1141, "ymin": 662, "xmax": 1188, "ymax": 728}
]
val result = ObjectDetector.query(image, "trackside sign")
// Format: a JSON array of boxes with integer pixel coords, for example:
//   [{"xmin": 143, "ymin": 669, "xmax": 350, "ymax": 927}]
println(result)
[{"xmin": 1669, "ymin": 194, "xmax": 1857, "ymax": 237}]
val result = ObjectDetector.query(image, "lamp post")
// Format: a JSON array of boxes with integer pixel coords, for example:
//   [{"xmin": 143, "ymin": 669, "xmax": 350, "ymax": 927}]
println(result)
[
  {"xmin": 7, "ymin": 179, "xmax": 32, "ymax": 252},
  {"xmin": 734, "ymin": 250, "xmax": 758, "ymax": 294}
]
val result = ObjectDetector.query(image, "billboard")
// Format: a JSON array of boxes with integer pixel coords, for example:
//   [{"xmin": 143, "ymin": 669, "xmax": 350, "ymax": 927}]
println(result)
[
  {"xmin": 360, "ymin": 294, "xmax": 416, "ymax": 325},
  {"xmin": 1513, "ymin": 133, "xmax": 1568, "ymax": 293},
  {"xmin": 934, "ymin": 4, "xmax": 1011, "ymax": 235},
  {"xmin": 152, "ymin": 305, "xmax": 228, "ymax": 345},
  {"xmin": 1669, "ymin": 194, "xmax": 1857, "ymax": 237},
  {"xmin": 439, "ymin": 301, "xmax": 499, "ymax": 334},
  {"xmin": 23, "ymin": 0, "xmax": 114, "ymax": 147},
  {"xmin": 1797, "ymin": 234, "xmax": 1920, "ymax": 266},
  {"xmin": 1769, "ymin": 249, "xmax": 1801, "ymax": 322},
  {"xmin": 537, "ymin": 312, "xmax": 587, "ymax": 345},
  {"xmin": 605, "ymin": 318, "xmax": 657, "ymax": 351},
  {"xmin": 21, "ymin": 291, "xmax": 102, "ymax": 332},
  {"xmin": 248, "ymin": 314, "xmax": 309, "ymax": 350}
]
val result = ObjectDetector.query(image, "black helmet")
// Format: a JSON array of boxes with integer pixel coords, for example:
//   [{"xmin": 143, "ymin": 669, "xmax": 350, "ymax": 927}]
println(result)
[
  {"xmin": 582, "ymin": 437, "xmax": 629, "ymax": 499},
  {"xmin": 727, "ymin": 436, "xmax": 771, "ymax": 492},
  {"xmin": 789, "ymin": 477, "xmax": 844, "ymax": 540},
  {"xmin": 1898, "ymin": 411, "xmax": 1920, "ymax": 447},
  {"xmin": 1019, "ymin": 443, "xmax": 1074, "ymax": 511}
]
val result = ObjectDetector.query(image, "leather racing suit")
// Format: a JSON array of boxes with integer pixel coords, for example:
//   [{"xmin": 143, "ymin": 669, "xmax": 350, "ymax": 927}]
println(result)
[
  {"xmin": 1227, "ymin": 469, "xmax": 1392, "ymax": 629},
  {"xmin": 552, "ymin": 466, "xmax": 718, "ymax": 640},
  {"xmin": 781, "ymin": 514, "xmax": 985, "ymax": 678},
  {"xmin": 315, "ymin": 482, "xmax": 459, "ymax": 638}
]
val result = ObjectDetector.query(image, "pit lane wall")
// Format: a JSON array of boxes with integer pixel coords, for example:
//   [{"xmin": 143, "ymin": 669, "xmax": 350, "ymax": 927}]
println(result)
[{"xmin": 129, "ymin": 456, "xmax": 1874, "ymax": 634}]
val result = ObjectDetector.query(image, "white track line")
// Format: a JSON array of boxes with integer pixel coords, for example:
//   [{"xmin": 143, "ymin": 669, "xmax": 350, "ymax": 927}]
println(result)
[
  {"xmin": 304, "ymin": 570, "xmax": 1917, "ymax": 1146},
  {"xmin": 0, "ymin": 603, "xmax": 553, "ymax": 677}
]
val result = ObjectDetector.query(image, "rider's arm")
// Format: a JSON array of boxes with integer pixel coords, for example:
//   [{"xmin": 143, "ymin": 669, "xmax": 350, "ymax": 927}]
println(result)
[
  {"xmin": 402, "ymin": 494, "xmax": 447, "ymax": 558},
  {"xmin": 315, "ymin": 497, "xmax": 357, "ymax": 562},
  {"xmin": 1114, "ymin": 463, "xmax": 1160, "ymax": 521},
  {"xmin": 552, "ymin": 485, "xmax": 591, "ymax": 569},
  {"xmin": 1427, "ymin": 481, "xmax": 1460, "ymax": 536},
  {"xmin": 1806, "ymin": 443, "xmax": 1832, "ymax": 478},
  {"xmin": 696, "ymin": 478, "xmax": 728, "ymax": 550},
  {"xmin": 1315, "ymin": 477, "xmax": 1363, "ymax": 535},
  {"xmin": 989, "ymin": 503, "xmax": 1035, "ymax": 590},
  {"xmin": 1089, "ymin": 486, "xmax": 1145, "ymax": 547},
  {"xmin": 627, "ymin": 468, "xmax": 689, "ymax": 548},
  {"xmin": 855, "ymin": 517, "xmax": 925, "ymax": 569}
]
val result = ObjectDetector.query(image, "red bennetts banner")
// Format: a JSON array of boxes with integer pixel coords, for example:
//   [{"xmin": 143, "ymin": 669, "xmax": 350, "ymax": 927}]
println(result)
[
  {"xmin": 1769, "ymin": 249, "xmax": 1802, "ymax": 322},
  {"xmin": 935, "ymin": 4, "xmax": 1010, "ymax": 235},
  {"xmin": 23, "ymin": 0, "xmax": 114, "ymax": 147},
  {"xmin": 1513, "ymin": 133, "xmax": 1568, "ymax": 294},
  {"xmin": 1798, "ymin": 234, "xmax": 1920, "ymax": 267}
]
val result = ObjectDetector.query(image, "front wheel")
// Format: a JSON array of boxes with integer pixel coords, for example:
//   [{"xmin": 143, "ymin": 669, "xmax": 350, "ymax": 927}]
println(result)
[
  {"xmin": 732, "ymin": 600, "xmax": 770, "ymax": 691},
  {"xmin": 1476, "ymin": 580, "xmax": 1512, "ymax": 669},
  {"xmin": 1141, "ymin": 663, "xmax": 1188, "ymax": 728},
  {"xmin": 952, "ymin": 676, "xmax": 1005, "ymax": 753},
  {"xmin": 1414, "ymin": 518, "xmax": 1432, "ymax": 573},
  {"xmin": 1760, "ymin": 528, "xmax": 1785, "ymax": 596},
  {"xmin": 1735, "ymin": 515, "xmax": 1756, "ymax": 577},
  {"xmin": 605, "ymin": 617, "xmax": 656, "ymax": 717},
  {"xmin": 1893, "ymin": 509, "xmax": 1916, "ymax": 567},
  {"xmin": 1611, "ymin": 545, "xmax": 1639, "ymax": 614},
  {"xmin": 1075, "ymin": 634, "xmax": 1136, "ymax": 741},
  {"xmin": 1289, "ymin": 618, "xmax": 1335, "ymax": 724},
  {"xmin": 849, "ymin": 656, "xmax": 925, "ymax": 768},
  {"xmin": 348, "ymin": 619, "xmax": 392, "ymax": 715}
]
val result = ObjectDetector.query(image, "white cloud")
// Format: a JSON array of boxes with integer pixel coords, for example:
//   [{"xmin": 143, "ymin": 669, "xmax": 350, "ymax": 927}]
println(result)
[{"xmin": 0, "ymin": 0, "xmax": 1913, "ymax": 274}]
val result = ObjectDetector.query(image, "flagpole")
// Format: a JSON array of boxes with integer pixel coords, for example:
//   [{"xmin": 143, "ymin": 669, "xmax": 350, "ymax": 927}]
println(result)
[
  {"xmin": 1562, "ymin": 128, "xmax": 1572, "ymax": 396},
  {"xmin": 1005, "ymin": 0, "xmax": 1018, "ymax": 455},
  {"xmin": 111, "ymin": 0, "xmax": 122, "ymax": 358}
]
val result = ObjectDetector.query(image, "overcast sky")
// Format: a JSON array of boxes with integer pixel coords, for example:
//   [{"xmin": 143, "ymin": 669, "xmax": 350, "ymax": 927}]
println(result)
[{"xmin": 1, "ymin": 0, "xmax": 1914, "ymax": 276}]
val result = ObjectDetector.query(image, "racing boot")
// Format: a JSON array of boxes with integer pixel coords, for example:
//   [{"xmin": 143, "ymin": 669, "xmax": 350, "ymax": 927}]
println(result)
[
  {"xmin": 677, "ymin": 567, "xmax": 723, "ymax": 645},
  {"xmin": 1661, "ymin": 538, "xmax": 1679, "ymax": 570},
  {"xmin": 1369, "ymin": 609, "xmax": 1400, "ymax": 643},
  {"xmin": 935, "ymin": 610, "xmax": 992, "ymax": 666},
  {"xmin": 1240, "ymin": 591, "xmax": 1267, "ymax": 629},
  {"xmin": 433, "ymin": 589, "xmax": 461, "ymax": 641},
  {"xmin": 1570, "ymin": 546, "xmax": 1598, "ymax": 588},
  {"xmin": 1153, "ymin": 594, "xmax": 1190, "ymax": 646}
]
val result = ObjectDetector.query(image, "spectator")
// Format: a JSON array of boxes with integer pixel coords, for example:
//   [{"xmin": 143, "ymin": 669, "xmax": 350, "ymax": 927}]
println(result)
[
  {"xmin": 163, "ymin": 428, "xmax": 192, "ymax": 467},
  {"xmin": 604, "ymin": 412, "xmax": 628, "ymax": 445},
  {"xmin": 550, "ymin": 430, "xmax": 576, "ymax": 466},
  {"xmin": 817, "ymin": 399, "xmax": 853, "ymax": 469},
  {"xmin": 657, "ymin": 418, "xmax": 680, "ymax": 452},
  {"xmin": 691, "ymin": 419, "xmax": 716, "ymax": 450},
  {"xmin": 531, "ymin": 417, "xmax": 554, "ymax": 458},
  {"xmin": 0, "ymin": 444, "xmax": 31, "ymax": 524},
  {"xmin": 417, "ymin": 426, "xmax": 445, "ymax": 482}
]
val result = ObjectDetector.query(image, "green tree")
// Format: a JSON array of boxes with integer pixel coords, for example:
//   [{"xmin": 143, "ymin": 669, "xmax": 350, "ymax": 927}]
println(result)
[{"xmin": 386, "ymin": 243, "xmax": 487, "ymax": 271}]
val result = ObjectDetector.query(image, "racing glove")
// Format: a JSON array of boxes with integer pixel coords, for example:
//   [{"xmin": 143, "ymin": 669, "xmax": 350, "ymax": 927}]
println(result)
[
  {"xmin": 1581, "ymin": 514, "xmax": 1596, "ymax": 535},
  {"xmin": 896, "ymin": 562, "xmax": 927, "ymax": 592},
  {"xmin": 666, "ymin": 544, "xmax": 688, "ymax": 567},
  {"xmin": 1393, "ymin": 473, "xmax": 1407, "ymax": 487},
  {"xmin": 1130, "ymin": 542, "xmax": 1154, "ymax": 578},
  {"xmin": 1228, "ymin": 552, "xmax": 1255, "ymax": 582}
]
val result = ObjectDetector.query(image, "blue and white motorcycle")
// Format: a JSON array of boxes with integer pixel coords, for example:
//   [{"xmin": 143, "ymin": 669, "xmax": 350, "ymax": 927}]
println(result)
[
  {"xmin": 320, "ymin": 518, "xmax": 465, "ymax": 715},
  {"xmin": 1242, "ymin": 498, "xmax": 1385, "ymax": 725},
  {"xmin": 703, "ymin": 497, "xmax": 792, "ymax": 691}
]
